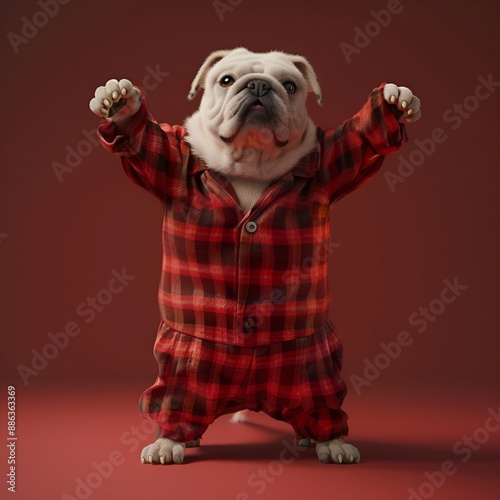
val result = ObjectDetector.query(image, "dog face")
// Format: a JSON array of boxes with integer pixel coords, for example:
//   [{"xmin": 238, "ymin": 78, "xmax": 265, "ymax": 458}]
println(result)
[{"xmin": 185, "ymin": 48, "xmax": 322, "ymax": 181}]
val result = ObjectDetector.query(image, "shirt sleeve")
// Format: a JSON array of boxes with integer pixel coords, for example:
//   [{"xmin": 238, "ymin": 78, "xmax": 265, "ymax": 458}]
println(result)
[
  {"xmin": 319, "ymin": 83, "xmax": 407, "ymax": 205},
  {"xmin": 97, "ymin": 88, "xmax": 190, "ymax": 203}
]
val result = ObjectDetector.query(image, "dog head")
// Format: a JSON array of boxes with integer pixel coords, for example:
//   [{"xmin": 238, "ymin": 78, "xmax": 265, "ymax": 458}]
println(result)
[{"xmin": 184, "ymin": 48, "xmax": 322, "ymax": 181}]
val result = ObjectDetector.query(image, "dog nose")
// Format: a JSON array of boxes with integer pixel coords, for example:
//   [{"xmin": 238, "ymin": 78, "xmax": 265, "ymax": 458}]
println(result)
[{"xmin": 247, "ymin": 80, "xmax": 271, "ymax": 97}]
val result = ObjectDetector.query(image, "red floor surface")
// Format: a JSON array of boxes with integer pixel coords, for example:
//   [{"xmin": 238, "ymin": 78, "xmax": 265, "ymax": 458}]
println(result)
[{"xmin": 7, "ymin": 385, "xmax": 500, "ymax": 500}]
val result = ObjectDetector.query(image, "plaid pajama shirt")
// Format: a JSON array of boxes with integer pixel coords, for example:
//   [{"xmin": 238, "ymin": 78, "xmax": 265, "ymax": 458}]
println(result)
[{"xmin": 98, "ymin": 83, "xmax": 406, "ymax": 443}]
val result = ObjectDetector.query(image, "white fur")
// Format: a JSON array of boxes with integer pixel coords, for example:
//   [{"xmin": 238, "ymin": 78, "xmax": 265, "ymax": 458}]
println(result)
[
  {"xmin": 316, "ymin": 438, "xmax": 361, "ymax": 464},
  {"xmin": 186, "ymin": 116, "xmax": 318, "ymax": 213},
  {"xmin": 229, "ymin": 410, "xmax": 249, "ymax": 423},
  {"xmin": 141, "ymin": 438, "xmax": 185, "ymax": 465},
  {"xmin": 184, "ymin": 48, "xmax": 322, "ymax": 213},
  {"xmin": 228, "ymin": 177, "xmax": 271, "ymax": 213}
]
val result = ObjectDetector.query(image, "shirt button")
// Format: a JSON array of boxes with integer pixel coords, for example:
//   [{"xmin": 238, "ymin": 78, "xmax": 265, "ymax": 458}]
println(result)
[
  {"xmin": 243, "ymin": 318, "xmax": 256, "ymax": 329},
  {"xmin": 245, "ymin": 221, "xmax": 258, "ymax": 233}
]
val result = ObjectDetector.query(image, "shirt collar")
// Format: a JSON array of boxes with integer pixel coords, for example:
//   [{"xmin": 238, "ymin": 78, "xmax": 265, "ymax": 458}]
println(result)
[{"xmin": 291, "ymin": 143, "xmax": 320, "ymax": 178}]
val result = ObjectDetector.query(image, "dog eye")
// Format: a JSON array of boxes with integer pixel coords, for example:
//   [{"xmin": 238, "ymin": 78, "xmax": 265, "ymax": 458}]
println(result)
[
  {"xmin": 220, "ymin": 75, "xmax": 235, "ymax": 88},
  {"xmin": 283, "ymin": 82, "xmax": 296, "ymax": 94}
]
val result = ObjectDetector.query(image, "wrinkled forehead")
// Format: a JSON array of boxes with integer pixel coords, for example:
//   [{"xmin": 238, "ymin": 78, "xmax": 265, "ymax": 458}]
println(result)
[{"xmin": 208, "ymin": 51, "xmax": 304, "ymax": 82}]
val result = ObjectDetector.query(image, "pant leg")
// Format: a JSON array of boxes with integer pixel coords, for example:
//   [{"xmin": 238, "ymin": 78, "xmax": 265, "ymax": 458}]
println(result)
[
  {"xmin": 259, "ymin": 322, "xmax": 349, "ymax": 442},
  {"xmin": 139, "ymin": 326, "xmax": 250, "ymax": 443}
]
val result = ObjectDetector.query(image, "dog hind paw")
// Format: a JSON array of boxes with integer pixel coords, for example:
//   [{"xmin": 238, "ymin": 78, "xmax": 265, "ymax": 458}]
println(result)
[
  {"xmin": 229, "ymin": 410, "xmax": 249, "ymax": 423},
  {"xmin": 141, "ymin": 438, "xmax": 185, "ymax": 465},
  {"xmin": 315, "ymin": 438, "xmax": 360, "ymax": 464}
]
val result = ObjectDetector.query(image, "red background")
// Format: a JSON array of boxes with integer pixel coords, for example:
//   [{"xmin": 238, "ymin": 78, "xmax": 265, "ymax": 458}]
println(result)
[{"xmin": 1, "ymin": 1, "xmax": 499, "ymax": 499}]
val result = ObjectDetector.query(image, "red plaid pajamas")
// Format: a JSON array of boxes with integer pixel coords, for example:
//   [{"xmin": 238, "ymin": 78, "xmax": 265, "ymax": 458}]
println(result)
[
  {"xmin": 98, "ymin": 83, "xmax": 406, "ymax": 442},
  {"xmin": 139, "ymin": 321, "xmax": 347, "ymax": 442}
]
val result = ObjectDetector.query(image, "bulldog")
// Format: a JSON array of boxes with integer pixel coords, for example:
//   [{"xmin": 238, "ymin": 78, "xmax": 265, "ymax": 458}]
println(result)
[{"xmin": 90, "ymin": 48, "xmax": 421, "ymax": 465}]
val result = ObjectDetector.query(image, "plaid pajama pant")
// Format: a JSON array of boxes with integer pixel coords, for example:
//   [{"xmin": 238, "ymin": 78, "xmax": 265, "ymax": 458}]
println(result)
[{"xmin": 139, "ymin": 320, "xmax": 348, "ymax": 443}]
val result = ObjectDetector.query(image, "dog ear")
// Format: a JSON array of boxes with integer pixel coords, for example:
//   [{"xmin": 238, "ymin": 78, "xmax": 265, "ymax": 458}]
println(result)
[
  {"xmin": 187, "ymin": 50, "xmax": 232, "ymax": 100},
  {"xmin": 288, "ymin": 55, "xmax": 323, "ymax": 106}
]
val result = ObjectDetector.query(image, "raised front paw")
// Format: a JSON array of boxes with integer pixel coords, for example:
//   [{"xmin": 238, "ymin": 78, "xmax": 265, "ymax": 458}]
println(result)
[
  {"xmin": 316, "ymin": 438, "xmax": 361, "ymax": 464},
  {"xmin": 89, "ymin": 78, "xmax": 141, "ymax": 121},
  {"xmin": 383, "ymin": 83, "xmax": 421, "ymax": 123},
  {"xmin": 141, "ymin": 438, "xmax": 185, "ymax": 465}
]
